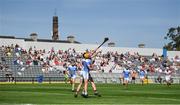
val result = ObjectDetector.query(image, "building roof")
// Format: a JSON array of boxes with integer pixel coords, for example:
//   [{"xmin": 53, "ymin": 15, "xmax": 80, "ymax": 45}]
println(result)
[
  {"xmin": 0, "ymin": 35, "xmax": 81, "ymax": 44},
  {"xmin": 0, "ymin": 35, "xmax": 15, "ymax": 39}
]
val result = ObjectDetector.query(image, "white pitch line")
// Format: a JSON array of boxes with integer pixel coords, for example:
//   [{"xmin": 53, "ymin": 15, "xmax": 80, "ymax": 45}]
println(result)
[
  {"xmin": 102, "ymin": 95, "xmax": 180, "ymax": 102},
  {"xmin": 145, "ymin": 97, "xmax": 180, "ymax": 102},
  {"xmin": 0, "ymin": 91, "xmax": 70, "ymax": 96},
  {"xmin": 122, "ymin": 90, "xmax": 180, "ymax": 95}
]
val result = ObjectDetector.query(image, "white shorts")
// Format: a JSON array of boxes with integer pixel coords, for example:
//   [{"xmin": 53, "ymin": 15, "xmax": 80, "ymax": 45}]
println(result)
[
  {"xmin": 70, "ymin": 74, "xmax": 76, "ymax": 79},
  {"xmin": 124, "ymin": 77, "xmax": 129, "ymax": 81},
  {"xmin": 165, "ymin": 76, "xmax": 171, "ymax": 81},
  {"xmin": 78, "ymin": 71, "xmax": 84, "ymax": 80},
  {"xmin": 82, "ymin": 71, "xmax": 89, "ymax": 80},
  {"xmin": 79, "ymin": 71, "xmax": 83, "ymax": 76},
  {"xmin": 140, "ymin": 76, "xmax": 145, "ymax": 80}
]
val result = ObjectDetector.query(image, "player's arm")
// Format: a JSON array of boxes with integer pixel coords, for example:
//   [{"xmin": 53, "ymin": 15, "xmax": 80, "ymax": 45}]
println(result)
[
  {"xmin": 66, "ymin": 66, "xmax": 70, "ymax": 76},
  {"xmin": 122, "ymin": 70, "xmax": 125, "ymax": 77},
  {"xmin": 91, "ymin": 51, "xmax": 100, "ymax": 58},
  {"xmin": 170, "ymin": 70, "xmax": 173, "ymax": 75},
  {"xmin": 87, "ymin": 63, "xmax": 93, "ymax": 70},
  {"xmin": 89, "ymin": 60, "xmax": 96, "ymax": 70}
]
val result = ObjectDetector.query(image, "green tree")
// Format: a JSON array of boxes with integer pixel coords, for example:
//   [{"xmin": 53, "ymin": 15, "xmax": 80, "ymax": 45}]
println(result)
[{"xmin": 164, "ymin": 26, "xmax": 180, "ymax": 51}]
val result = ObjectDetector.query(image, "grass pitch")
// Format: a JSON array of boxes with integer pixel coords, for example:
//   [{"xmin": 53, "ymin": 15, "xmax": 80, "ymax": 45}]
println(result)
[{"xmin": 0, "ymin": 83, "xmax": 180, "ymax": 104}]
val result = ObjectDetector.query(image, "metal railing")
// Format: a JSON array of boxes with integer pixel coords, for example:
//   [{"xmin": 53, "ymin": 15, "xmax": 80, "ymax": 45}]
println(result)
[{"xmin": 0, "ymin": 76, "xmax": 64, "ymax": 84}]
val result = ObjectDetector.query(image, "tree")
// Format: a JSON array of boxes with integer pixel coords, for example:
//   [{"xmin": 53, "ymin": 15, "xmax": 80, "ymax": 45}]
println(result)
[{"xmin": 164, "ymin": 26, "xmax": 180, "ymax": 51}]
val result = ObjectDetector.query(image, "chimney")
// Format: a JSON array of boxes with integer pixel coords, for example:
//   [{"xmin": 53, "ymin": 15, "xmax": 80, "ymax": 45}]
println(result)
[{"xmin": 52, "ymin": 16, "xmax": 59, "ymax": 41}]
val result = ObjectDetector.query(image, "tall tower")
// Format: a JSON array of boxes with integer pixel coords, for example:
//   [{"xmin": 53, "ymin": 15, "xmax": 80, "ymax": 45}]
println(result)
[{"xmin": 52, "ymin": 15, "xmax": 59, "ymax": 41}]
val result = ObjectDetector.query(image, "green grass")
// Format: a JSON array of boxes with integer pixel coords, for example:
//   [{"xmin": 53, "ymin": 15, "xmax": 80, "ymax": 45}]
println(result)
[{"xmin": 0, "ymin": 83, "xmax": 180, "ymax": 104}]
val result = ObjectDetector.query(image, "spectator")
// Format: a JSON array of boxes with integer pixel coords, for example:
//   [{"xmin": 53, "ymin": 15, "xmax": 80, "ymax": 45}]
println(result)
[{"xmin": 5, "ymin": 66, "xmax": 14, "ymax": 82}]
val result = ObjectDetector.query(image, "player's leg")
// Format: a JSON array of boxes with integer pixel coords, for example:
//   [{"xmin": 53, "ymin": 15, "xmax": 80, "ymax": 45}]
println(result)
[
  {"xmin": 141, "ymin": 78, "xmax": 144, "ymax": 85},
  {"xmin": 90, "ymin": 81, "xmax": 101, "ymax": 97},
  {"xmin": 167, "ymin": 81, "xmax": 170, "ymax": 87},
  {"xmin": 82, "ymin": 71, "xmax": 89, "ymax": 98},
  {"xmin": 68, "ymin": 74, "xmax": 73, "ymax": 85},
  {"xmin": 132, "ymin": 77, "xmax": 135, "ymax": 84},
  {"xmin": 122, "ymin": 78, "xmax": 125, "ymax": 85},
  {"xmin": 84, "ymin": 79, "xmax": 88, "ymax": 97},
  {"xmin": 90, "ymin": 81, "xmax": 96, "ymax": 92},
  {"xmin": 63, "ymin": 72, "xmax": 69, "ymax": 84},
  {"xmin": 89, "ymin": 74, "xmax": 96, "ymax": 91},
  {"xmin": 140, "ymin": 77, "xmax": 144, "ymax": 85},
  {"xmin": 89, "ymin": 74, "xmax": 101, "ymax": 96},
  {"xmin": 166, "ymin": 80, "xmax": 170, "ymax": 87},
  {"xmin": 74, "ymin": 77, "xmax": 83, "ymax": 97},
  {"xmin": 165, "ymin": 76, "xmax": 171, "ymax": 87},
  {"xmin": 71, "ymin": 77, "xmax": 75, "ymax": 92},
  {"xmin": 125, "ymin": 79, "xmax": 128, "ymax": 88},
  {"xmin": 64, "ymin": 76, "xmax": 68, "ymax": 84}
]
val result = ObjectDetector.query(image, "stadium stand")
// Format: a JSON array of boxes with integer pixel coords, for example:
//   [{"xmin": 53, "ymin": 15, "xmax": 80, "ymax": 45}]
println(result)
[{"xmin": 0, "ymin": 43, "xmax": 180, "ymax": 84}]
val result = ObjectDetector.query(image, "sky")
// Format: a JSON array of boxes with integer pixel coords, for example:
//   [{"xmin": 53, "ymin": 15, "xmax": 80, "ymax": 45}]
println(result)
[{"xmin": 0, "ymin": 0, "xmax": 179, "ymax": 48}]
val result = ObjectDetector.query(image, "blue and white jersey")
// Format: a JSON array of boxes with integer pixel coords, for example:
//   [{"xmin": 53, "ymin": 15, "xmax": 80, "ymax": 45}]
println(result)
[
  {"xmin": 123, "ymin": 69, "xmax": 130, "ymax": 78},
  {"xmin": 68, "ymin": 65, "xmax": 77, "ymax": 76},
  {"xmin": 82, "ymin": 59, "xmax": 92, "ymax": 72}
]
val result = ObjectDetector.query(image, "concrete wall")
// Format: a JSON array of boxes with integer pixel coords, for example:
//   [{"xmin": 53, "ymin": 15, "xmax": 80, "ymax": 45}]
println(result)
[
  {"xmin": 0, "ymin": 38, "xmax": 25, "ymax": 48},
  {"xmin": 24, "ymin": 41, "xmax": 99, "ymax": 53},
  {"xmin": 0, "ymin": 38, "xmax": 179, "ymax": 58}
]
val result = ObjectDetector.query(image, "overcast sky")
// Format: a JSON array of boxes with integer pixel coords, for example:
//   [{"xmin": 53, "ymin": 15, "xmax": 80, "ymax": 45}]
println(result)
[{"xmin": 0, "ymin": 0, "xmax": 179, "ymax": 48}]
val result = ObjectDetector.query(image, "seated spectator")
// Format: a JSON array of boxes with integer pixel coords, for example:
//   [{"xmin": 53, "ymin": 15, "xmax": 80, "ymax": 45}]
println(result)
[
  {"xmin": 26, "ymin": 57, "xmax": 32, "ymax": 66},
  {"xmin": 33, "ymin": 57, "xmax": 39, "ymax": 65},
  {"xmin": 42, "ymin": 63, "xmax": 49, "ymax": 73},
  {"xmin": 15, "ymin": 44, "xmax": 22, "ymax": 57},
  {"xmin": 7, "ymin": 52, "xmax": 12, "ymax": 57},
  {"xmin": 0, "ymin": 62, "xmax": 4, "ymax": 70},
  {"xmin": 54, "ymin": 56, "xmax": 60, "ymax": 65},
  {"xmin": 1, "ymin": 56, "xmax": 6, "ymax": 62},
  {"xmin": 174, "ymin": 55, "xmax": 180, "ymax": 62},
  {"xmin": 14, "ymin": 57, "xmax": 23, "ymax": 65}
]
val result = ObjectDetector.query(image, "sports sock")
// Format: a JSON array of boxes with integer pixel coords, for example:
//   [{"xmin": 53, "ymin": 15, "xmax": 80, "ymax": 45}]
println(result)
[
  {"xmin": 72, "ymin": 84, "xmax": 74, "ymax": 91},
  {"xmin": 84, "ymin": 91, "xmax": 88, "ymax": 95}
]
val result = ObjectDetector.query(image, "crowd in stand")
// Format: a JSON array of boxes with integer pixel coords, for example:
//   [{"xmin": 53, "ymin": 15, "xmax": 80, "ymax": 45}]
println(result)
[{"xmin": 0, "ymin": 44, "xmax": 180, "ymax": 80}]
